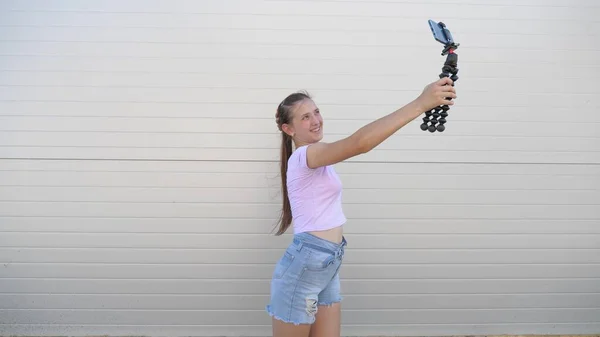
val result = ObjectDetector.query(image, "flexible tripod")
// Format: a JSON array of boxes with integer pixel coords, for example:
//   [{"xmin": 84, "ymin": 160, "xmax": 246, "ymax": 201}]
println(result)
[{"xmin": 420, "ymin": 20, "xmax": 460, "ymax": 133}]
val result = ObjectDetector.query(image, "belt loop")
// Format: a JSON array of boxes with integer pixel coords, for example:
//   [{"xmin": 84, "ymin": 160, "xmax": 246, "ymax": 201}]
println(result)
[{"xmin": 294, "ymin": 238, "xmax": 303, "ymax": 251}]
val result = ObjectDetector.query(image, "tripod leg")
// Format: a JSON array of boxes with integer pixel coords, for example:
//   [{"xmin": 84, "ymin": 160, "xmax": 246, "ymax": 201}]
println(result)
[{"xmin": 421, "ymin": 52, "xmax": 459, "ymax": 133}]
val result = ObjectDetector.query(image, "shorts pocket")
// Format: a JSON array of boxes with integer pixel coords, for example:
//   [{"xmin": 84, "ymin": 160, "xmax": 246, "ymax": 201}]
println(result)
[
  {"xmin": 304, "ymin": 249, "xmax": 334, "ymax": 271},
  {"xmin": 273, "ymin": 251, "xmax": 294, "ymax": 279}
]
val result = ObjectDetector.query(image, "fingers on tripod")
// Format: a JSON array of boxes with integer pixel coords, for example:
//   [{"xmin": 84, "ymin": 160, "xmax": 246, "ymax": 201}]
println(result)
[
  {"xmin": 440, "ymin": 80, "xmax": 456, "ymax": 102},
  {"xmin": 438, "ymin": 77, "xmax": 454, "ymax": 86}
]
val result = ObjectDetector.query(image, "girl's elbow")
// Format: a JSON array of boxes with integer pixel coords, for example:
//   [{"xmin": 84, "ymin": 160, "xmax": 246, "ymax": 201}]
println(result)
[{"xmin": 356, "ymin": 136, "xmax": 373, "ymax": 154}]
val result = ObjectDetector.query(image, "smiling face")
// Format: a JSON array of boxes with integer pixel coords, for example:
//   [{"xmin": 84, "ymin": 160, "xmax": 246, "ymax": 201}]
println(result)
[{"xmin": 281, "ymin": 98, "xmax": 324, "ymax": 147}]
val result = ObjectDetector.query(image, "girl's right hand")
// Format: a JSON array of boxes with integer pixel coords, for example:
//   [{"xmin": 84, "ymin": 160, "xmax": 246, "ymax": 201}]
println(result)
[{"xmin": 415, "ymin": 77, "xmax": 457, "ymax": 112}]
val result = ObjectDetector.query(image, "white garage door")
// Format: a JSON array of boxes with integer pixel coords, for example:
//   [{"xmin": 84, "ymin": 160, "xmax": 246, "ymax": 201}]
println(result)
[{"xmin": 1, "ymin": 0, "xmax": 599, "ymax": 336}]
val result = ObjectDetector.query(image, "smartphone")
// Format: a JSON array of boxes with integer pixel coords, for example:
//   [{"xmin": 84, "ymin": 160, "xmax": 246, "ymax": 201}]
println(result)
[{"xmin": 428, "ymin": 19, "xmax": 454, "ymax": 45}]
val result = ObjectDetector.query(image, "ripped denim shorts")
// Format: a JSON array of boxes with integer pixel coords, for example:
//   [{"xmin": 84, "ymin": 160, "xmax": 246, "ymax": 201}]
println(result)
[{"xmin": 266, "ymin": 232, "xmax": 347, "ymax": 325}]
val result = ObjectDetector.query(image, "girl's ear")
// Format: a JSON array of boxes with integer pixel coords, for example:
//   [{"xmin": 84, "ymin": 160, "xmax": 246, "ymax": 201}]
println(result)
[{"xmin": 281, "ymin": 124, "xmax": 294, "ymax": 137}]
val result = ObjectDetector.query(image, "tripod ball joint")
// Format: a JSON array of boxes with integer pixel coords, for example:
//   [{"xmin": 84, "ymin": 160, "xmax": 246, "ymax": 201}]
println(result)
[{"xmin": 420, "ymin": 105, "xmax": 449, "ymax": 132}]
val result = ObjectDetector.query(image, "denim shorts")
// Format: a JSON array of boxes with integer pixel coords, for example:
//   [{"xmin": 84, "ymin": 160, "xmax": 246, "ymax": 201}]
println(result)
[{"xmin": 266, "ymin": 232, "xmax": 347, "ymax": 325}]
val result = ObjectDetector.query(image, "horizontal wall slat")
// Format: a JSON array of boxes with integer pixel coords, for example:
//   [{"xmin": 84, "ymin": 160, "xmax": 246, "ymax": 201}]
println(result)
[
  {"xmin": 2, "ymin": 279, "xmax": 599, "ymax": 295},
  {"xmin": 0, "ymin": 148, "xmax": 594, "ymax": 165},
  {"xmin": 2, "ymin": 132, "xmax": 598, "ymax": 153},
  {"xmin": 3, "ymin": 147, "xmax": 598, "ymax": 164},
  {"xmin": 1, "ymin": 26, "xmax": 596, "ymax": 52},
  {"xmin": 1, "ymin": 264, "xmax": 600, "ymax": 280},
  {"xmin": 4, "ymin": 0, "xmax": 596, "ymax": 20},
  {"xmin": 2, "ymin": 102, "xmax": 596, "ymax": 123},
  {"xmin": 4, "ymin": 0, "xmax": 599, "ymax": 9},
  {"xmin": 2, "ymin": 116, "xmax": 597, "ymax": 137},
  {"xmin": 2, "ymin": 159, "xmax": 598, "ymax": 175},
  {"xmin": 1, "ymin": 308, "xmax": 598, "ymax": 325},
  {"xmin": 2, "ymin": 324, "xmax": 599, "ymax": 337},
  {"xmin": 3, "ymin": 293, "xmax": 600, "ymax": 310},
  {"xmin": 2, "ymin": 233, "xmax": 599, "ymax": 249},
  {"xmin": 2, "ymin": 186, "xmax": 598, "ymax": 205},
  {"xmin": 2, "ymin": 56, "xmax": 597, "ymax": 79},
  {"xmin": 2, "ymin": 9, "xmax": 599, "ymax": 34},
  {"xmin": 2, "ymin": 218, "xmax": 599, "ymax": 234},
  {"xmin": 2, "ymin": 248, "xmax": 599, "ymax": 264},
  {"xmin": 0, "ymin": 202, "xmax": 597, "ymax": 220},
  {"xmin": 2, "ymin": 171, "xmax": 596, "ymax": 190},
  {"xmin": 1, "ymin": 44, "xmax": 600, "ymax": 67},
  {"xmin": 1, "ymin": 74, "xmax": 597, "ymax": 97}
]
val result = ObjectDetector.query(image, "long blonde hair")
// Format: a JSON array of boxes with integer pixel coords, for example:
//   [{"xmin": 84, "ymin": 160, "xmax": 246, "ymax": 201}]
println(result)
[{"xmin": 273, "ymin": 91, "xmax": 312, "ymax": 235}]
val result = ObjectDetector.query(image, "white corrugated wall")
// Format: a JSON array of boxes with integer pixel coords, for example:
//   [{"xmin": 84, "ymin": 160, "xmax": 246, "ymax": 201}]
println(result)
[{"xmin": 0, "ymin": 0, "xmax": 599, "ymax": 336}]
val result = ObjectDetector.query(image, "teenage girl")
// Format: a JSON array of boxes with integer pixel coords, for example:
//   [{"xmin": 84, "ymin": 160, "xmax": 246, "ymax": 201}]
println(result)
[{"xmin": 267, "ymin": 77, "xmax": 456, "ymax": 337}]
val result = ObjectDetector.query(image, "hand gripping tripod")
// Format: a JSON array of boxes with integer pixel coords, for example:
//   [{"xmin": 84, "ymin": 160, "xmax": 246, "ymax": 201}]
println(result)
[{"xmin": 420, "ymin": 20, "xmax": 460, "ymax": 133}]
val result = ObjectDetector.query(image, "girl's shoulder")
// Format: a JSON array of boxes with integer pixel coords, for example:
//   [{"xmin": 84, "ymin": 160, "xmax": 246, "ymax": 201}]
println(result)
[{"xmin": 288, "ymin": 144, "xmax": 312, "ymax": 170}]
